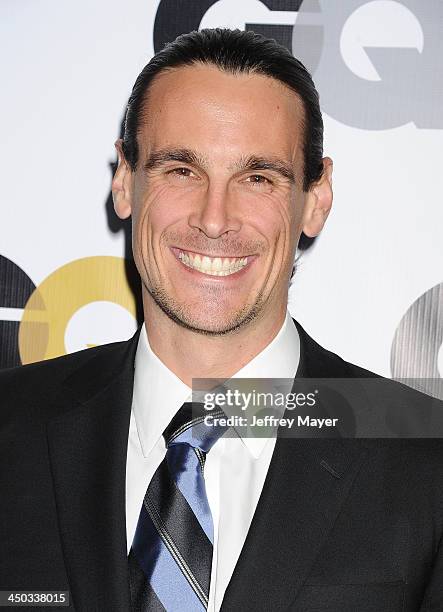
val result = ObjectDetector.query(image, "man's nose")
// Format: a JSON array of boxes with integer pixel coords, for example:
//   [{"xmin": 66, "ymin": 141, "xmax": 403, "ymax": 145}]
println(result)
[{"xmin": 188, "ymin": 184, "xmax": 241, "ymax": 239}]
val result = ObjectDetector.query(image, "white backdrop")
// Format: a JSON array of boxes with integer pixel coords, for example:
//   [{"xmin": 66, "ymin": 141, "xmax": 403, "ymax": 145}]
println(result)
[{"xmin": 1, "ymin": 0, "xmax": 441, "ymax": 391}]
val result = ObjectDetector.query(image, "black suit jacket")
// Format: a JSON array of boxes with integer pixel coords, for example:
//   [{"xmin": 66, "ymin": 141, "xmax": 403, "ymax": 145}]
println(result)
[{"xmin": 1, "ymin": 319, "xmax": 443, "ymax": 611}]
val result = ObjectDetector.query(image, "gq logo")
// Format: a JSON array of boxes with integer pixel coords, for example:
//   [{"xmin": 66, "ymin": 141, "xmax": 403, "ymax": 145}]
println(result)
[
  {"xmin": 391, "ymin": 282, "xmax": 443, "ymax": 400},
  {"xmin": 0, "ymin": 255, "xmax": 138, "ymax": 368},
  {"xmin": 154, "ymin": 0, "xmax": 443, "ymax": 129}
]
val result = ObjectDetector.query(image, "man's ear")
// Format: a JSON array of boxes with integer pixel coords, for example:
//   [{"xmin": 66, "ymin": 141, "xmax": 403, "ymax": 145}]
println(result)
[
  {"xmin": 301, "ymin": 157, "xmax": 333, "ymax": 238},
  {"xmin": 112, "ymin": 139, "xmax": 132, "ymax": 220}
]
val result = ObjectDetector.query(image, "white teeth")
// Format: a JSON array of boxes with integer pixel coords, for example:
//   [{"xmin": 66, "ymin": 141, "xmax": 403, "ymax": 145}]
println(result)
[
  {"xmin": 212, "ymin": 257, "xmax": 222, "ymax": 272},
  {"xmin": 178, "ymin": 251, "xmax": 248, "ymax": 276},
  {"xmin": 201, "ymin": 256, "xmax": 211, "ymax": 271}
]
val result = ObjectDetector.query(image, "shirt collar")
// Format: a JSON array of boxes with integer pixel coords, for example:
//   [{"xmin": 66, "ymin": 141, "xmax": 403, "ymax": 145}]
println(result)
[
  {"xmin": 132, "ymin": 309, "xmax": 300, "ymax": 460},
  {"xmin": 132, "ymin": 325, "xmax": 192, "ymax": 459}
]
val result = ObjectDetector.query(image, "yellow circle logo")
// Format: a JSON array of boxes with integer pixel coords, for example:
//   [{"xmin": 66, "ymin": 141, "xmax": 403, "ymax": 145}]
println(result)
[{"xmin": 19, "ymin": 256, "xmax": 137, "ymax": 364}]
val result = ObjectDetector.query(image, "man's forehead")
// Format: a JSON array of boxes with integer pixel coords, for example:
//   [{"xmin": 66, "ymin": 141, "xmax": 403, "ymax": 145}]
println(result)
[
  {"xmin": 137, "ymin": 64, "xmax": 304, "ymax": 166},
  {"xmin": 143, "ymin": 63, "xmax": 305, "ymax": 125}
]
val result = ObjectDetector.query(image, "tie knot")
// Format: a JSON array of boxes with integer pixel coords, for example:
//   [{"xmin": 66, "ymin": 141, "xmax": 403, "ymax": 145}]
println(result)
[{"xmin": 163, "ymin": 401, "xmax": 227, "ymax": 453}]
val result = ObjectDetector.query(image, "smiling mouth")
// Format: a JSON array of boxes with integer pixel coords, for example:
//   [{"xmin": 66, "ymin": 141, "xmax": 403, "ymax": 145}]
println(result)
[{"xmin": 171, "ymin": 247, "xmax": 253, "ymax": 277}]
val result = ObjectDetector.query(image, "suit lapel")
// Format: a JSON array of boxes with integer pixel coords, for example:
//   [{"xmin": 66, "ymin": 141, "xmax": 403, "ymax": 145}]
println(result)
[
  {"xmin": 46, "ymin": 331, "xmax": 140, "ymax": 611},
  {"xmin": 221, "ymin": 319, "xmax": 370, "ymax": 610}
]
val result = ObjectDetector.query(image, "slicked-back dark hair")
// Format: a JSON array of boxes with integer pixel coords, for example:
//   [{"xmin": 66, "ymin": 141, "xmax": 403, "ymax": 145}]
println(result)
[{"xmin": 122, "ymin": 28, "xmax": 323, "ymax": 192}]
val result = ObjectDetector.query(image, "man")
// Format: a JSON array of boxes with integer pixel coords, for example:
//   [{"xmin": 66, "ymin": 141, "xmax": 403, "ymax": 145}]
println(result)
[{"xmin": 1, "ymin": 28, "xmax": 442, "ymax": 612}]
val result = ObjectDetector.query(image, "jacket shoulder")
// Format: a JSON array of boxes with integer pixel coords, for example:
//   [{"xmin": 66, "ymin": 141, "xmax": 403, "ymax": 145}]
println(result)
[
  {"xmin": 0, "ymin": 339, "xmax": 131, "ymax": 426},
  {"xmin": 294, "ymin": 318, "xmax": 441, "ymax": 413}
]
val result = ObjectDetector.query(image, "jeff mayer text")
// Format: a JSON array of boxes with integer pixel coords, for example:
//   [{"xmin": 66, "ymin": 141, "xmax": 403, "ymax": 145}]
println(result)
[{"xmin": 204, "ymin": 414, "xmax": 339, "ymax": 429}]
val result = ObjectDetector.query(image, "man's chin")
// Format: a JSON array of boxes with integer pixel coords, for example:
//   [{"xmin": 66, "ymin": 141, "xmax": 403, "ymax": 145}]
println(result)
[
  {"xmin": 167, "ymin": 310, "xmax": 254, "ymax": 336},
  {"xmin": 146, "ymin": 283, "xmax": 265, "ymax": 335}
]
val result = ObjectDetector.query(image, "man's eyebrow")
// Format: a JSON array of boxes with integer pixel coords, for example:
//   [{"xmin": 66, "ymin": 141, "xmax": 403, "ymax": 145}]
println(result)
[
  {"xmin": 144, "ymin": 148, "xmax": 209, "ymax": 172},
  {"xmin": 232, "ymin": 155, "xmax": 296, "ymax": 183},
  {"xmin": 144, "ymin": 149, "xmax": 296, "ymax": 183}
]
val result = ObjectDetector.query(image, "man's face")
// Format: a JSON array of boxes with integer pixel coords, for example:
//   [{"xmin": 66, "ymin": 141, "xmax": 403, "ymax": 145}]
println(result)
[{"xmin": 121, "ymin": 64, "xmax": 317, "ymax": 335}]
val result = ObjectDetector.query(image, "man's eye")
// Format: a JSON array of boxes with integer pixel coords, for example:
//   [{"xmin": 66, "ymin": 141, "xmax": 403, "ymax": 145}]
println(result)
[
  {"xmin": 168, "ymin": 167, "xmax": 194, "ymax": 178},
  {"xmin": 246, "ymin": 174, "xmax": 271, "ymax": 185}
]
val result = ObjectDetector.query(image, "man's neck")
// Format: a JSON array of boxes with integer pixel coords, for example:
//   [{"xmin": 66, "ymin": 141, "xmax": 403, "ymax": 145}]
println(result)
[{"xmin": 142, "ymin": 293, "xmax": 287, "ymax": 388}]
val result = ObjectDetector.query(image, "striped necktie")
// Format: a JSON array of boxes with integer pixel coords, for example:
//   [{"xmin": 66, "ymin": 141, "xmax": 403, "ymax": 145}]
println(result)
[{"xmin": 128, "ymin": 402, "xmax": 227, "ymax": 611}]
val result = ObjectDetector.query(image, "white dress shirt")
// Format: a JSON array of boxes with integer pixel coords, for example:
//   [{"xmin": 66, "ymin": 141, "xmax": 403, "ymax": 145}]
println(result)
[{"xmin": 125, "ymin": 310, "xmax": 300, "ymax": 611}]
